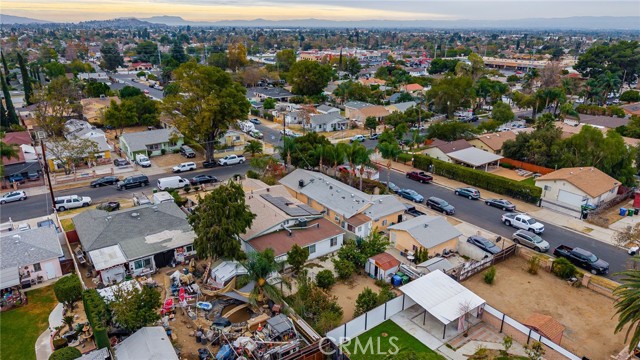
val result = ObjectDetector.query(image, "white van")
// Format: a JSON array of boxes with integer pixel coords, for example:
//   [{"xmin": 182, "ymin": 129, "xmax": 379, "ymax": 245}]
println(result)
[
  {"xmin": 157, "ymin": 176, "xmax": 189, "ymax": 191},
  {"xmin": 135, "ymin": 154, "xmax": 151, "ymax": 167}
]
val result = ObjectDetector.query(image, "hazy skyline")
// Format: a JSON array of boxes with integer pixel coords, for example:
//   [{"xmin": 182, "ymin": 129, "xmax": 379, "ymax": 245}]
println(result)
[{"xmin": 2, "ymin": 0, "xmax": 639, "ymax": 23}]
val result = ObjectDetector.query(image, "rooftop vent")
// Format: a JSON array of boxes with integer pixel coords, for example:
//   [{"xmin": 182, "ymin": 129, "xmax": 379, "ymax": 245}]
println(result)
[{"xmin": 298, "ymin": 179, "xmax": 304, "ymax": 188}]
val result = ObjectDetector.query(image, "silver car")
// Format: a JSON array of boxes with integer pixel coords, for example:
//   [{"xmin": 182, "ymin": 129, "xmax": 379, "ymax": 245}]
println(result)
[
  {"xmin": 512, "ymin": 230, "xmax": 550, "ymax": 252},
  {"xmin": 0, "ymin": 190, "xmax": 27, "ymax": 204}
]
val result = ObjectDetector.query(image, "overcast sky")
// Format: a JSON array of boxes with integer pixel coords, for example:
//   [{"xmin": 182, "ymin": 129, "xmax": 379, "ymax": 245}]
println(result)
[{"xmin": 4, "ymin": 0, "xmax": 639, "ymax": 22}]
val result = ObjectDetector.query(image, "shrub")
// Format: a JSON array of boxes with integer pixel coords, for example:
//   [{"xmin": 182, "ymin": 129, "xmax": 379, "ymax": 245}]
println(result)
[
  {"xmin": 246, "ymin": 169, "xmax": 260, "ymax": 179},
  {"xmin": 49, "ymin": 346, "xmax": 81, "ymax": 360},
  {"xmin": 483, "ymin": 266, "xmax": 496, "ymax": 284},
  {"xmin": 499, "ymin": 162, "xmax": 515, "ymax": 169},
  {"xmin": 552, "ymin": 257, "xmax": 577, "ymax": 279},
  {"xmin": 52, "ymin": 338, "xmax": 68, "ymax": 350},
  {"xmin": 377, "ymin": 284, "xmax": 396, "ymax": 303},
  {"xmin": 620, "ymin": 90, "xmax": 640, "ymax": 103},
  {"xmin": 396, "ymin": 153, "xmax": 413, "ymax": 164},
  {"xmin": 53, "ymin": 274, "xmax": 82, "ymax": 309},
  {"xmin": 332, "ymin": 258, "xmax": 355, "ymax": 281},
  {"xmin": 528, "ymin": 255, "xmax": 541, "ymax": 275},
  {"xmin": 160, "ymin": 148, "xmax": 167, "ymax": 155},
  {"xmin": 413, "ymin": 154, "xmax": 541, "ymax": 204},
  {"xmin": 354, "ymin": 287, "xmax": 379, "ymax": 316},
  {"xmin": 236, "ymin": 274, "xmax": 250, "ymax": 289},
  {"xmin": 315, "ymin": 270, "xmax": 336, "ymax": 290}
]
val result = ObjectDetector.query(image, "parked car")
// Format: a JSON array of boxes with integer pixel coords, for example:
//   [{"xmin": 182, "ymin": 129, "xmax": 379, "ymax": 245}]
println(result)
[
  {"xmin": 350, "ymin": 134, "xmax": 366, "ymax": 143},
  {"xmin": 96, "ymin": 201, "xmax": 121, "ymax": 212},
  {"xmin": 369, "ymin": 133, "xmax": 379, "ymax": 140},
  {"xmin": 426, "ymin": 197, "xmax": 455, "ymax": 215},
  {"xmin": 202, "ymin": 160, "xmax": 217, "ymax": 168},
  {"xmin": 172, "ymin": 162, "xmax": 197, "ymax": 173},
  {"xmin": 190, "ymin": 175, "xmax": 218, "ymax": 185},
  {"xmin": 135, "ymin": 154, "xmax": 151, "ymax": 168},
  {"xmin": 0, "ymin": 190, "xmax": 27, "ymax": 204},
  {"xmin": 512, "ymin": 230, "xmax": 550, "ymax": 252},
  {"xmin": 90, "ymin": 176, "xmax": 119, "ymax": 188},
  {"xmin": 249, "ymin": 118, "xmax": 261, "ymax": 125},
  {"xmin": 8, "ymin": 174, "xmax": 25, "ymax": 184},
  {"xmin": 397, "ymin": 189, "xmax": 424, "ymax": 203},
  {"xmin": 113, "ymin": 158, "xmax": 130, "ymax": 167},
  {"xmin": 218, "ymin": 154, "xmax": 245, "ymax": 166},
  {"xmin": 467, "ymin": 235, "xmax": 501, "ymax": 255},
  {"xmin": 454, "ymin": 187, "xmax": 480, "ymax": 200},
  {"xmin": 382, "ymin": 181, "xmax": 400, "ymax": 193},
  {"xmin": 502, "ymin": 213, "xmax": 544, "ymax": 234},
  {"xmin": 406, "ymin": 171, "xmax": 433, "ymax": 183},
  {"xmin": 485, "ymin": 198, "xmax": 516, "ymax": 211},
  {"xmin": 54, "ymin": 195, "xmax": 92, "ymax": 211},
  {"xmin": 250, "ymin": 130, "xmax": 264, "ymax": 139},
  {"xmin": 553, "ymin": 245, "xmax": 609, "ymax": 275},
  {"xmin": 27, "ymin": 172, "xmax": 40, "ymax": 181},
  {"xmin": 117, "ymin": 175, "xmax": 150, "ymax": 190},
  {"xmin": 37, "ymin": 219, "xmax": 60, "ymax": 232},
  {"xmin": 157, "ymin": 176, "xmax": 189, "ymax": 191},
  {"xmin": 180, "ymin": 145, "xmax": 196, "ymax": 158}
]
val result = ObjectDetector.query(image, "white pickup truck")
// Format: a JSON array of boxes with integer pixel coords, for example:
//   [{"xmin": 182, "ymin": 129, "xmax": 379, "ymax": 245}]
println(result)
[
  {"xmin": 501, "ymin": 213, "xmax": 544, "ymax": 234},
  {"xmin": 217, "ymin": 154, "xmax": 246, "ymax": 166}
]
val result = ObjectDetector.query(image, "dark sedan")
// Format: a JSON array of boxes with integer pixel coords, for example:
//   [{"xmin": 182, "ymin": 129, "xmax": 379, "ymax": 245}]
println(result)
[
  {"xmin": 90, "ymin": 176, "xmax": 119, "ymax": 188},
  {"xmin": 485, "ymin": 198, "xmax": 516, "ymax": 211},
  {"xmin": 202, "ymin": 160, "xmax": 217, "ymax": 168},
  {"xmin": 467, "ymin": 235, "xmax": 502, "ymax": 255},
  {"xmin": 190, "ymin": 175, "xmax": 218, "ymax": 185}
]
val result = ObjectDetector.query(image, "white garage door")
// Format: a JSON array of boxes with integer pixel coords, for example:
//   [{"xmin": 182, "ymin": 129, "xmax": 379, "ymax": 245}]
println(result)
[{"xmin": 558, "ymin": 190, "xmax": 584, "ymax": 207}]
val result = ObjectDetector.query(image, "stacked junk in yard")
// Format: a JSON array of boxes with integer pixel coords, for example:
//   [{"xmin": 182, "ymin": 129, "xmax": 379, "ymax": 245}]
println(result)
[{"xmin": 160, "ymin": 259, "xmax": 346, "ymax": 360}]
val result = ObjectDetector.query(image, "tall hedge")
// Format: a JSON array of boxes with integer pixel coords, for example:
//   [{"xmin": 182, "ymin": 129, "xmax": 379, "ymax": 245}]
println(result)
[
  {"xmin": 413, "ymin": 154, "xmax": 542, "ymax": 204},
  {"xmin": 82, "ymin": 289, "xmax": 110, "ymax": 349}
]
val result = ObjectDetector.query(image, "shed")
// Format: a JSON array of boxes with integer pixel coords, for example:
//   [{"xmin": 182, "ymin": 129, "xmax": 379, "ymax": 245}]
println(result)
[
  {"xmin": 365, "ymin": 252, "xmax": 400, "ymax": 281},
  {"xmin": 114, "ymin": 326, "xmax": 178, "ymax": 360},
  {"xmin": 523, "ymin": 313, "xmax": 565, "ymax": 344}
]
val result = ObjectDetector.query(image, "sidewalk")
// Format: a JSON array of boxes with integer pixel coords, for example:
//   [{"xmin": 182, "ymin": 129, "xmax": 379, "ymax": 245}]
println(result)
[
  {"xmin": 372, "ymin": 157, "xmax": 620, "ymax": 247},
  {"xmin": 35, "ymin": 303, "xmax": 63, "ymax": 360}
]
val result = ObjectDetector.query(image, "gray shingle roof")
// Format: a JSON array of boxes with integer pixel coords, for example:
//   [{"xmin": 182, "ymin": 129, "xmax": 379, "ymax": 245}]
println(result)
[
  {"xmin": 0, "ymin": 227, "xmax": 63, "ymax": 269},
  {"xmin": 120, "ymin": 128, "xmax": 182, "ymax": 152},
  {"xmin": 310, "ymin": 113, "xmax": 347, "ymax": 126},
  {"xmin": 73, "ymin": 202, "xmax": 195, "ymax": 260},
  {"xmin": 388, "ymin": 215, "xmax": 461, "ymax": 249},
  {"xmin": 345, "ymin": 101, "xmax": 373, "ymax": 109}
]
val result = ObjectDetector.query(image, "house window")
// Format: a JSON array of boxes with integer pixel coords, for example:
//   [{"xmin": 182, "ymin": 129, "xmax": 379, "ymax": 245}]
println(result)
[
  {"xmin": 544, "ymin": 185, "xmax": 551, "ymax": 191},
  {"xmin": 412, "ymin": 245, "xmax": 418, "ymax": 251},
  {"xmin": 382, "ymin": 220, "xmax": 388, "ymax": 226},
  {"xmin": 357, "ymin": 226, "xmax": 362, "ymax": 233},
  {"xmin": 307, "ymin": 244, "xmax": 316, "ymax": 254},
  {"xmin": 185, "ymin": 245, "xmax": 194, "ymax": 253},
  {"xmin": 146, "ymin": 144, "xmax": 160, "ymax": 151},
  {"xmin": 33, "ymin": 263, "xmax": 42, "ymax": 272},
  {"xmin": 330, "ymin": 237, "xmax": 338, "ymax": 247},
  {"xmin": 334, "ymin": 215, "xmax": 340, "ymax": 223},
  {"xmin": 133, "ymin": 258, "xmax": 152, "ymax": 270}
]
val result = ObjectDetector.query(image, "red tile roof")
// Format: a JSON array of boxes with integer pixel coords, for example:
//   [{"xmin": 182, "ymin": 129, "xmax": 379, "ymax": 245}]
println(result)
[
  {"xmin": 2, "ymin": 131, "xmax": 31, "ymax": 165},
  {"xmin": 523, "ymin": 313, "xmax": 565, "ymax": 344},
  {"xmin": 248, "ymin": 218, "xmax": 344, "ymax": 257},
  {"xmin": 370, "ymin": 252, "xmax": 400, "ymax": 271}
]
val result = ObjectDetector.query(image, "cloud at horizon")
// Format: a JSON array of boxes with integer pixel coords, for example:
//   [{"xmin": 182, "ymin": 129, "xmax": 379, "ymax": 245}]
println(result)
[{"xmin": 3, "ymin": 0, "xmax": 639, "ymax": 23}]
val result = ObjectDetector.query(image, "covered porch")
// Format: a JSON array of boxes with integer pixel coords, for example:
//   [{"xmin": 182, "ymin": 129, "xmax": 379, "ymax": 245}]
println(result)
[{"xmin": 447, "ymin": 147, "xmax": 503, "ymax": 171}]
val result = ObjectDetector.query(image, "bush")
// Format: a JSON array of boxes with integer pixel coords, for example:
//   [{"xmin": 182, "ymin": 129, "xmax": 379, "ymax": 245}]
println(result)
[
  {"xmin": 49, "ymin": 346, "xmax": 81, "ymax": 360},
  {"xmin": 160, "ymin": 148, "xmax": 167, "ymax": 155},
  {"xmin": 315, "ymin": 270, "xmax": 336, "ymax": 290},
  {"xmin": 332, "ymin": 258, "xmax": 355, "ymax": 281},
  {"xmin": 499, "ymin": 162, "xmax": 515, "ymax": 169},
  {"xmin": 483, "ymin": 266, "xmax": 496, "ymax": 284},
  {"xmin": 413, "ymin": 154, "xmax": 541, "ymax": 204},
  {"xmin": 53, "ymin": 274, "xmax": 83, "ymax": 309},
  {"xmin": 620, "ymin": 90, "xmax": 640, "ymax": 103},
  {"xmin": 82, "ymin": 289, "xmax": 110, "ymax": 349},
  {"xmin": 552, "ymin": 257, "xmax": 577, "ymax": 279},
  {"xmin": 236, "ymin": 274, "xmax": 250, "ymax": 289},
  {"xmin": 250, "ymin": 109, "xmax": 260, "ymax": 116},
  {"xmin": 354, "ymin": 287, "xmax": 379, "ymax": 316},
  {"xmin": 528, "ymin": 255, "xmax": 541, "ymax": 275},
  {"xmin": 246, "ymin": 169, "xmax": 260, "ymax": 179},
  {"xmin": 52, "ymin": 338, "xmax": 68, "ymax": 350},
  {"xmin": 396, "ymin": 153, "xmax": 413, "ymax": 164},
  {"xmin": 183, "ymin": 185, "xmax": 191, "ymax": 193}
]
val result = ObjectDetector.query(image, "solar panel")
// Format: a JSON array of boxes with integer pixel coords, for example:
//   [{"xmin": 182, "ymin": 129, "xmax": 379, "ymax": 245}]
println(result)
[{"xmin": 260, "ymin": 194, "xmax": 321, "ymax": 217}]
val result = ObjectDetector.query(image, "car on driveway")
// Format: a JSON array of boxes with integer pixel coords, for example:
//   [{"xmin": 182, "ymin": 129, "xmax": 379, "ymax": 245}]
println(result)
[
  {"xmin": 426, "ymin": 196, "xmax": 455, "ymax": 215},
  {"xmin": 406, "ymin": 171, "xmax": 433, "ymax": 183},
  {"xmin": 485, "ymin": 198, "xmax": 516, "ymax": 211},
  {"xmin": 512, "ymin": 230, "xmax": 550, "ymax": 252},
  {"xmin": 90, "ymin": 176, "xmax": 119, "ymax": 188},
  {"xmin": 190, "ymin": 175, "xmax": 218, "ymax": 185},
  {"xmin": 249, "ymin": 118, "xmax": 261, "ymax": 125},
  {"xmin": 467, "ymin": 235, "xmax": 501, "ymax": 255},
  {"xmin": 8, "ymin": 174, "xmax": 25, "ymax": 184},
  {"xmin": 454, "ymin": 187, "xmax": 480, "ymax": 200},
  {"xmin": 397, "ymin": 189, "xmax": 424, "ymax": 203},
  {"xmin": 0, "ymin": 190, "xmax": 27, "ymax": 204},
  {"xmin": 180, "ymin": 145, "xmax": 196, "ymax": 158}
]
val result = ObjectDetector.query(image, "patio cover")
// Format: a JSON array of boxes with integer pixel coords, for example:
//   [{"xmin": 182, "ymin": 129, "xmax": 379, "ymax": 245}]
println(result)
[
  {"xmin": 447, "ymin": 147, "xmax": 503, "ymax": 167},
  {"xmin": 89, "ymin": 245, "xmax": 127, "ymax": 271},
  {"xmin": 399, "ymin": 270, "xmax": 485, "ymax": 325},
  {"xmin": 0, "ymin": 267, "xmax": 20, "ymax": 289}
]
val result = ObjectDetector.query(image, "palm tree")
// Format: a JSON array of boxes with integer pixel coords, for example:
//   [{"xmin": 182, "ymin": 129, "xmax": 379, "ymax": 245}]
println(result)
[
  {"xmin": 597, "ymin": 71, "xmax": 621, "ymax": 105},
  {"xmin": 614, "ymin": 259, "xmax": 640, "ymax": 352},
  {"xmin": 409, "ymin": 130, "xmax": 425, "ymax": 152},
  {"xmin": 377, "ymin": 142, "xmax": 402, "ymax": 191},
  {"xmin": 341, "ymin": 142, "xmax": 368, "ymax": 187},
  {"xmin": 311, "ymin": 143, "xmax": 327, "ymax": 173},
  {"xmin": 355, "ymin": 146, "xmax": 374, "ymax": 191},
  {"xmin": 242, "ymin": 249, "xmax": 290, "ymax": 306},
  {"xmin": 325, "ymin": 143, "xmax": 344, "ymax": 176},
  {"xmin": 244, "ymin": 140, "xmax": 263, "ymax": 157},
  {"xmin": 1, "ymin": 135, "xmax": 19, "ymax": 177},
  {"xmin": 276, "ymin": 136, "xmax": 296, "ymax": 168}
]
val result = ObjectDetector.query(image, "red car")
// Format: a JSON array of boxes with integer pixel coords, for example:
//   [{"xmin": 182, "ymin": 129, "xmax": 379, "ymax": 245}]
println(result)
[{"xmin": 406, "ymin": 171, "xmax": 433, "ymax": 183}]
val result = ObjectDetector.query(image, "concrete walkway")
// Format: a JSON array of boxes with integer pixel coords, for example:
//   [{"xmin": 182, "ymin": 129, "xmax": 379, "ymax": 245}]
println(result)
[
  {"xmin": 390, "ymin": 306, "xmax": 444, "ymax": 350},
  {"xmin": 35, "ymin": 303, "xmax": 64, "ymax": 360}
]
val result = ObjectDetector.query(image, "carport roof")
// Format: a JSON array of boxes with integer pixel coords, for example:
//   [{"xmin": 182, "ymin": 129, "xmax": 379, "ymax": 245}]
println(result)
[
  {"xmin": 447, "ymin": 147, "xmax": 503, "ymax": 167},
  {"xmin": 400, "ymin": 270, "xmax": 485, "ymax": 324}
]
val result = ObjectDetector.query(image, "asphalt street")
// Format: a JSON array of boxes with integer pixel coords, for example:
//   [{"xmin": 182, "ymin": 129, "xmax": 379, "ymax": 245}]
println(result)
[{"xmin": 111, "ymin": 73, "xmax": 164, "ymax": 100}]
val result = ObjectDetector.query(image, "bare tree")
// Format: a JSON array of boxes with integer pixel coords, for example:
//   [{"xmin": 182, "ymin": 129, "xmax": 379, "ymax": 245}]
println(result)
[
  {"xmin": 539, "ymin": 61, "xmax": 562, "ymax": 90},
  {"xmin": 458, "ymin": 300, "xmax": 472, "ymax": 335},
  {"xmin": 45, "ymin": 137, "xmax": 99, "ymax": 175}
]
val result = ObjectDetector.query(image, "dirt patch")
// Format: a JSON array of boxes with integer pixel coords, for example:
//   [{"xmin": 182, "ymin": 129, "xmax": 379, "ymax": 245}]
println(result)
[
  {"xmin": 333, "ymin": 275, "xmax": 400, "ymax": 322},
  {"xmin": 151, "ymin": 153, "xmax": 205, "ymax": 169},
  {"xmin": 463, "ymin": 256, "xmax": 625, "ymax": 360}
]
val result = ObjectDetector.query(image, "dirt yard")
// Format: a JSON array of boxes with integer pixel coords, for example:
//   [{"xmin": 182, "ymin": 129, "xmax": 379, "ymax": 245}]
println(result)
[
  {"xmin": 333, "ymin": 275, "xmax": 402, "ymax": 322},
  {"xmin": 463, "ymin": 256, "xmax": 625, "ymax": 360}
]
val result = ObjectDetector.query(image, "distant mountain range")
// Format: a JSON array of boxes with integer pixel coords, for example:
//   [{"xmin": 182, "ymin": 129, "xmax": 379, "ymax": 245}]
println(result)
[{"xmin": 1, "ymin": 13, "xmax": 639, "ymax": 30}]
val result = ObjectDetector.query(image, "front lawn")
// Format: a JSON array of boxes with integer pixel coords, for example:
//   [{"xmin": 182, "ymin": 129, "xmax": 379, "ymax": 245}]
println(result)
[
  {"xmin": 519, "ymin": 177, "xmax": 536, "ymax": 186},
  {"xmin": 342, "ymin": 320, "xmax": 444, "ymax": 360},
  {"xmin": 0, "ymin": 285, "xmax": 58, "ymax": 360}
]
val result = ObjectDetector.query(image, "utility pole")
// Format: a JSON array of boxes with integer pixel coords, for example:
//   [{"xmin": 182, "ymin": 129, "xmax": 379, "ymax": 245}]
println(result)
[{"xmin": 39, "ymin": 140, "xmax": 56, "ymax": 213}]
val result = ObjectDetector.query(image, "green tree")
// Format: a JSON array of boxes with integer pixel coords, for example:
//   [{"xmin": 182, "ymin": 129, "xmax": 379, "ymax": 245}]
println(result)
[
  {"xmin": 135, "ymin": 40, "xmax": 159, "ymax": 64},
  {"xmin": 227, "ymin": 43, "xmax": 248, "ymax": 71},
  {"xmin": 615, "ymin": 259, "xmax": 640, "ymax": 352},
  {"xmin": 288, "ymin": 60, "xmax": 333, "ymax": 96},
  {"xmin": 354, "ymin": 287, "xmax": 378, "ymax": 316},
  {"xmin": 491, "ymin": 101, "xmax": 515, "ymax": 123},
  {"xmin": 119, "ymin": 85, "xmax": 143, "ymax": 98},
  {"xmin": 426, "ymin": 121, "xmax": 476, "ymax": 141},
  {"xmin": 365, "ymin": 116, "xmax": 378, "ymax": 135},
  {"xmin": 263, "ymin": 97, "xmax": 276, "ymax": 110},
  {"xmin": 243, "ymin": 248, "xmax": 289, "ymax": 304},
  {"xmin": 85, "ymin": 80, "xmax": 110, "ymax": 98},
  {"xmin": 377, "ymin": 284, "xmax": 396, "ymax": 304},
  {"xmin": 187, "ymin": 181, "xmax": 256, "ymax": 260},
  {"xmin": 49, "ymin": 347, "xmax": 81, "ymax": 360},
  {"xmin": 620, "ymin": 90, "xmax": 640, "ymax": 103},
  {"xmin": 128, "ymin": 95, "xmax": 160, "ymax": 126},
  {"xmin": 0, "ymin": 73, "xmax": 18, "ymax": 126},
  {"xmin": 99, "ymin": 42, "xmax": 123, "ymax": 71},
  {"xmin": 163, "ymin": 62, "xmax": 250, "ymax": 162},
  {"xmin": 287, "ymin": 244, "xmax": 309, "ymax": 274},
  {"xmin": 244, "ymin": 140, "xmax": 263, "ymax": 156},
  {"xmin": 45, "ymin": 137, "xmax": 99, "ymax": 175},
  {"xmin": 345, "ymin": 57, "xmax": 362, "ymax": 78},
  {"xmin": 332, "ymin": 257, "xmax": 355, "ymax": 281},
  {"xmin": 104, "ymin": 100, "xmax": 137, "ymax": 135},
  {"xmin": 333, "ymin": 80, "xmax": 371, "ymax": 103},
  {"xmin": 275, "ymin": 49, "xmax": 296, "ymax": 72},
  {"xmin": 110, "ymin": 286, "xmax": 161, "ymax": 332},
  {"xmin": 17, "ymin": 52, "xmax": 33, "ymax": 105},
  {"xmin": 170, "ymin": 41, "xmax": 188, "ymax": 64},
  {"xmin": 427, "ymin": 75, "xmax": 475, "ymax": 118},
  {"xmin": 315, "ymin": 269, "xmax": 335, "ymax": 290},
  {"xmin": 575, "ymin": 41, "xmax": 640, "ymax": 86},
  {"xmin": 207, "ymin": 52, "xmax": 228, "ymax": 70},
  {"xmin": 428, "ymin": 58, "xmax": 459, "ymax": 74},
  {"xmin": 289, "ymin": 272, "xmax": 343, "ymax": 333},
  {"xmin": 44, "ymin": 62, "xmax": 66, "ymax": 79},
  {"xmin": 1, "ymin": 51, "xmax": 9, "ymax": 77},
  {"xmin": 53, "ymin": 274, "xmax": 82, "ymax": 310},
  {"xmin": 455, "ymin": 52, "xmax": 485, "ymax": 82}
]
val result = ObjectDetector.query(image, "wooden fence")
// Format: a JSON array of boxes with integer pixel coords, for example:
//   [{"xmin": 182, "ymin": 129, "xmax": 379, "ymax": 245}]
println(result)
[
  {"xmin": 500, "ymin": 158, "xmax": 555, "ymax": 175},
  {"xmin": 454, "ymin": 244, "xmax": 517, "ymax": 281}
]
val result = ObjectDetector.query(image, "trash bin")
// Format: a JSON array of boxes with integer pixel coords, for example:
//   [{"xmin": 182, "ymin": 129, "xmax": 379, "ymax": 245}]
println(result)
[
  {"xmin": 620, "ymin": 208, "xmax": 627, "ymax": 216},
  {"xmin": 629, "ymin": 210, "xmax": 634, "ymax": 217},
  {"xmin": 152, "ymin": 188, "xmax": 158, "ymax": 193},
  {"xmin": 635, "ymin": 208, "xmax": 639, "ymax": 215}
]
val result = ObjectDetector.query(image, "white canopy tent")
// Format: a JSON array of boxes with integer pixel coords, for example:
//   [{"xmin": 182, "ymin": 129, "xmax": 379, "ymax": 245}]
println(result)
[{"xmin": 399, "ymin": 270, "xmax": 485, "ymax": 338}]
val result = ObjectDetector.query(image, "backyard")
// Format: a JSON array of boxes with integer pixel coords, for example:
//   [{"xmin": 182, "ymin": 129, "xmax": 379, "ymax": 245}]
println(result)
[
  {"xmin": 0, "ymin": 285, "xmax": 58, "ymax": 360},
  {"xmin": 341, "ymin": 320, "xmax": 443, "ymax": 360},
  {"xmin": 464, "ymin": 256, "xmax": 626, "ymax": 360}
]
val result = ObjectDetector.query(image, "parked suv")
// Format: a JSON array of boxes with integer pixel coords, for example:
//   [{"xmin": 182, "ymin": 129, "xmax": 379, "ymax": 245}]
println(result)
[
  {"xmin": 454, "ymin": 187, "xmax": 480, "ymax": 200},
  {"xmin": 54, "ymin": 195, "xmax": 92, "ymax": 211},
  {"xmin": 180, "ymin": 145, "xmax": 196, "ymax": 158},
  {"xmin": 426, "ymin": 196, "xmax": 455, "ymax": 215},
  {"xmin": 116, "ymin": 175, "xmax": 150, "ymax": 190}
]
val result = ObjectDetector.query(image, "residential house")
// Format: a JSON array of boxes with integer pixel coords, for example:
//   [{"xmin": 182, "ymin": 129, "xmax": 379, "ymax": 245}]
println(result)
[
  {"xmin": 246, "ymin": 87, "xmax": 294, "ymax": 102},
  {"xmin": 114, "ymin": 327, "xmax": 179, "ymax": 360},
  {"xmin": 344, "ymin": 101, "xmax": 373, "ymax": 120},
  {"xmin": 44, "ymin": 136, "xmax": 113, "ymax": 171},
  {"xmin": 307, "ymin": 113, "xmax": 349, "ymax": 132},
  {"xmin": 80, "ymin": 96, "xmax": 120, "ymax": 124},
  {"xmin": 1, "ymin": 227, "xmax": 64, "ymax": 290},
  {"xmin": 119, "ymin": 127, "xmax": 183, "ymax": 160},
  {"xmin": 240, "ymin": 181, "xmax": 345, "ymax": 262},
  {"xmin": 359, "ymin": 78, "xmax": 387, "ymax": 87},
  {"xmin": 385, "ymin": 101, "xmax": 417, "ymax": 114},
  {"xmin": 566, "ymin": 114, "xmax": 629, "ymax": 129},
  {"xmin": 316, "ymin": 105, "xmax": 340, "ymax": 115},
  {"xmin": 128, "ymin": 62, "xmax": 153, "ymax": 71},
  {"xmin": 73, "ymin": 202, "xmax": 196, "ymax": 282},
  {"xmin": 402, "ymin": 84, "xmax": 424, "ymax": 93},
  {"xmin": 352, "ymin": 105, "xmax": 391, "ymax": 123},
  {"xmin": 284, "ymin": 110, "xmax": 304, "ymax": 125},
  {"xmin": 388, "ymin": 215, "xmax": 462, "ymax": 256},
  {"xmin": 77, "ymin": 72, "xmax": 108, "ymax": 81},
  {"xmin": 64, "ymin": 119, "xmax": 106, "ymax": 141},
  {"xmin": 423, "ymin": 139, "xmax": 473, "ymax": 163},
  {"xmin": 556, "ymin": 122, "xmax": 639, "ymax": 148},
  {"xmin": 468, "ymin": 131, "xmax": 519, "ymax": 155},
  {"xmin": 279, "ymin": 169, "xmax": 408, "ymax": 238},
  {"xmin": 216, "ymin": 130, "xmax": 248, "ymax": 156},
  {"xmin": 1, "ymin": 131, "xmax": 41, "ymax": 179},
  {"xmin": 535, "ymin": 167, "xmax": 620, "ymax": 215},
  {"xmin": 408, "ymin": 68, "xmax": 428, "ymax": 77}
]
